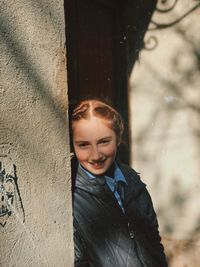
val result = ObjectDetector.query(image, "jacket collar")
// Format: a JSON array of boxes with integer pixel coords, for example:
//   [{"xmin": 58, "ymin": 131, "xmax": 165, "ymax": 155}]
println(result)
[
  {"xmin": 75, "ymin": 163, "xmax": 146, "ymax": 202},
  {"xmin": 119, "ymin": 163, "xmax": 146, "ymax": 206}
]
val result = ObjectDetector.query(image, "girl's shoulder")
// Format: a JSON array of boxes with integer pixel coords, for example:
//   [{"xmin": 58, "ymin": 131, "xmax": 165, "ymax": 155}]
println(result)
[
  {"xmin": 118, "ymin": 163, "xmax": 147, "ymax": 193},
  {"xmin": 118, "ymin": 162, "xmax": 143, "ymax": 182}
]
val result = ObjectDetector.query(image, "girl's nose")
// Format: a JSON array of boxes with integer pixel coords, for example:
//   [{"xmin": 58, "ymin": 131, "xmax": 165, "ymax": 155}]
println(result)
[{"xmin": 90, "ymin": 147, "xmax": 102, "ymax": 161}]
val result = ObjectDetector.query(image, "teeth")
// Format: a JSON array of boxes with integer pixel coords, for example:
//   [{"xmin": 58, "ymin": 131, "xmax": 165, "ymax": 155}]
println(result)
[
  {"xmin": 90, "ymin": 159, "xmax": 106, "ymax": 165},
  {"xmin": 92, "ymin": 163, "xmax": 103, "ymax": 166}
]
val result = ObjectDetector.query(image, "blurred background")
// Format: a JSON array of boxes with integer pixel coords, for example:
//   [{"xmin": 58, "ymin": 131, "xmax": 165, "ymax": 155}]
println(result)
[{"xmin": 129, "ymin": 1, "xmax": 200, "ymax": 266}]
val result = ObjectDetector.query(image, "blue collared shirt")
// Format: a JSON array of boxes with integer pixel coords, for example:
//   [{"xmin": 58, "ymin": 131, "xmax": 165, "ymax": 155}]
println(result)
[{"xmin": 79, "ymin": 162, "xmax": 127, "ymax": 213}]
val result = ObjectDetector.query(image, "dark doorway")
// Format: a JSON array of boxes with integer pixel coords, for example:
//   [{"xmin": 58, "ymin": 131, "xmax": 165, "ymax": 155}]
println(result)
[
  {"xmin": 65, "ymin": 0, "xmax": 157, "ymax": 163},
  {"xmin": 65, "ymin": 0, "xmax": 128, "ymax": 111}
]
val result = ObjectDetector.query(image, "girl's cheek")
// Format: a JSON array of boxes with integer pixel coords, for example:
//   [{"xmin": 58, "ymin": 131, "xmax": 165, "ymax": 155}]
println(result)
[
  {"xmin": 104, "ymin": 145, "xmax": 117, "ymax": 155},
  {"xmin": 75, "ymin": 149, "xmax": 88, "ymax": 161}
]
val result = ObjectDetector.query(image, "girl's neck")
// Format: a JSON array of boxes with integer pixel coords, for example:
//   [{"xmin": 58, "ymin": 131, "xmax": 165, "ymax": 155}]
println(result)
[{"xmin": 104, "ymin": 163, "xmax": 115, "ymax": 178}]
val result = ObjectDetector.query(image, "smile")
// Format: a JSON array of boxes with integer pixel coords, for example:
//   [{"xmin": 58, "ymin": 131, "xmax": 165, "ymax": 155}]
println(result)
[{"xmin": 89, "ymin": 159, "xmax": 106, "ymax": 169}]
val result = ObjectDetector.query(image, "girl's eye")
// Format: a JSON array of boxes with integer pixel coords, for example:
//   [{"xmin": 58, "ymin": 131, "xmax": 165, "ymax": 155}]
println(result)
[
  {"xmin": 78, "ymin": 143, "xmax": 89, "ymax": 148},
  {"xmin": 100, "ymin": 139, "xmax": 110, "ymax": 145}
]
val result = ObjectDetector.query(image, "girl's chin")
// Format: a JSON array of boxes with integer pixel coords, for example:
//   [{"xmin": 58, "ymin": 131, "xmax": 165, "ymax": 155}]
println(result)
[
  {"xmin": 80, "ymin": 159, "xmax": 115, "ymax": 176},
  {"xmin": 87, "ymin": 162, "xmax": 114, "ymax": 176},
  {"xmin": 89, "ymin": 166, "xmax": 107, "ymax": 175},
  {"xmin": 86, "ymin": 164, "xmax": 106, "ymax": 175}
]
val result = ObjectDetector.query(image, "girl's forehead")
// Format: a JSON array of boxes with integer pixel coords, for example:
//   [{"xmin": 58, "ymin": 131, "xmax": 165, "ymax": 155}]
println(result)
[{"xmin": 72, "ymin": 117, "xmax": 114, "ymax": 136}]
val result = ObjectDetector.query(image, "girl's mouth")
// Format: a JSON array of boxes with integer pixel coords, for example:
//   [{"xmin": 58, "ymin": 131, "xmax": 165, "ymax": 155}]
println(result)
[{"xmin": 89, "ymin": 159, "xmax": 106, "ymax": 169}]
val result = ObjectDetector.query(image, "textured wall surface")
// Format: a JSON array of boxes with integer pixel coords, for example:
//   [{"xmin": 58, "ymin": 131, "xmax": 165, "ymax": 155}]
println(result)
[{"xmin": 0, "ymin": 0, "xmax": 73, "ymax": 266}]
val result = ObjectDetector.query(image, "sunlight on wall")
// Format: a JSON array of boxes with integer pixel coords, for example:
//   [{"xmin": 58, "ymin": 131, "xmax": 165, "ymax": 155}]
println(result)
[
  {"xmin": 129, "ymin": 1, "xmax": 200, "ymax": 241},
  {"xmin": 0, "ymin": 1, "xmax": 73, "ymax": 266}
]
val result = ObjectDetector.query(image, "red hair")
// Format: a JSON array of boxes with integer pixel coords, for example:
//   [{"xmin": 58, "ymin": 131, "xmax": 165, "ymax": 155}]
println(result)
[{"xmin": 71, "ymin": 99, "xmax": 124, "ymax": 144}]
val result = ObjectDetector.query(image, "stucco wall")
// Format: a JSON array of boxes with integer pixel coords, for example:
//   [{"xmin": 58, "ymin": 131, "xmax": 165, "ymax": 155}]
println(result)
[{"xmin": 0, "ymin": 0, "xmax": 73, "ymax": 266}]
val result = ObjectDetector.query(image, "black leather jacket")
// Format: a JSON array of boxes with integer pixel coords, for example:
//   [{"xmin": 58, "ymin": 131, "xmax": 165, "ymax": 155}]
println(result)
[{"xmin": 73, "ymin": 163, "xmax": 168, "ymax": 267}]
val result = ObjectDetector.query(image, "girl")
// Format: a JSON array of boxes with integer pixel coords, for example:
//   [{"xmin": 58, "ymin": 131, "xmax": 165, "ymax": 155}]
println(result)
[{"xmin": 71, "ymin": 99, "xmax": 168, "ymax": 267}]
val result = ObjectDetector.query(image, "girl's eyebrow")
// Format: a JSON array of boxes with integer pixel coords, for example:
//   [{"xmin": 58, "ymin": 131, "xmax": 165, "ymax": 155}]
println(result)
[
  {"xmin": 74, "ymin": 136, "xmax": 112, "ymax": 144},
  {"xmin": 98, "ymin": 136, "xmax": 112, "ymax": 141},
  {"xmin": 74, "ymin": 140, "xmax": 90, "ymax": 144}
]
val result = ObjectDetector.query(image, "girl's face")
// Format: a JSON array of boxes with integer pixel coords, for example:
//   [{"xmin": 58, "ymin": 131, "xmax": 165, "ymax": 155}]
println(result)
[{"xmin": 73, "ymin": 116, "xmax": 118, "ymax": 176}]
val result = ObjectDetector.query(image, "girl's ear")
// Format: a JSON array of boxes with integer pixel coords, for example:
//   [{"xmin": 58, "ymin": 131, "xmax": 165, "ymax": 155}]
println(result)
[
  {"xmin": 70, "ymin": 152, "xmax": 75, "ymax": 159},
  {"xmin": 117, "ymin": 138, "xmax": 121, "ymax": 147}
]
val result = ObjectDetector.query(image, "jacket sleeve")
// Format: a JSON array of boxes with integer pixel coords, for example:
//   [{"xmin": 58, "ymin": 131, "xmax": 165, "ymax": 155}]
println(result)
[
  {"xmin": 138, "ymin": 188, "xmax": 168, "ymax": 267},
  {"xmin": 74, "ymin": 219, "xmax": 89, "ymax": 267}
]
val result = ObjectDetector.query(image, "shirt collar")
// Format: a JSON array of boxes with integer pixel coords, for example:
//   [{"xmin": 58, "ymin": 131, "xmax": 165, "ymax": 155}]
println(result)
[{"xmin": 112, "ymin": 163, "xmax": 127, "ymax": 184}]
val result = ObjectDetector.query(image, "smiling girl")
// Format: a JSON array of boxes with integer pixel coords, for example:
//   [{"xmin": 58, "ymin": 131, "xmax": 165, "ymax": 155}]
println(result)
[{"xmin": 71, "ymin": 99, "xmax": 168, "ymax": 267}]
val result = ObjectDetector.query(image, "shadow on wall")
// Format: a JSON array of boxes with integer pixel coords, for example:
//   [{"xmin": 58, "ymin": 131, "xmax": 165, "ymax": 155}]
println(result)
[
  {"xmin": 132, "ymin": 18, "xmax": 200, "ymax": 237},
  {"xmin": 0, "ymin": 1, "xmax": 68, "ymax": 170},
  {"xmin": 0, "ymin": 2, "xmax": 66, "ymax": 122},
  {"xmin": 129, "ymin": 3, "xmax": 200, "ymax": 266}
]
